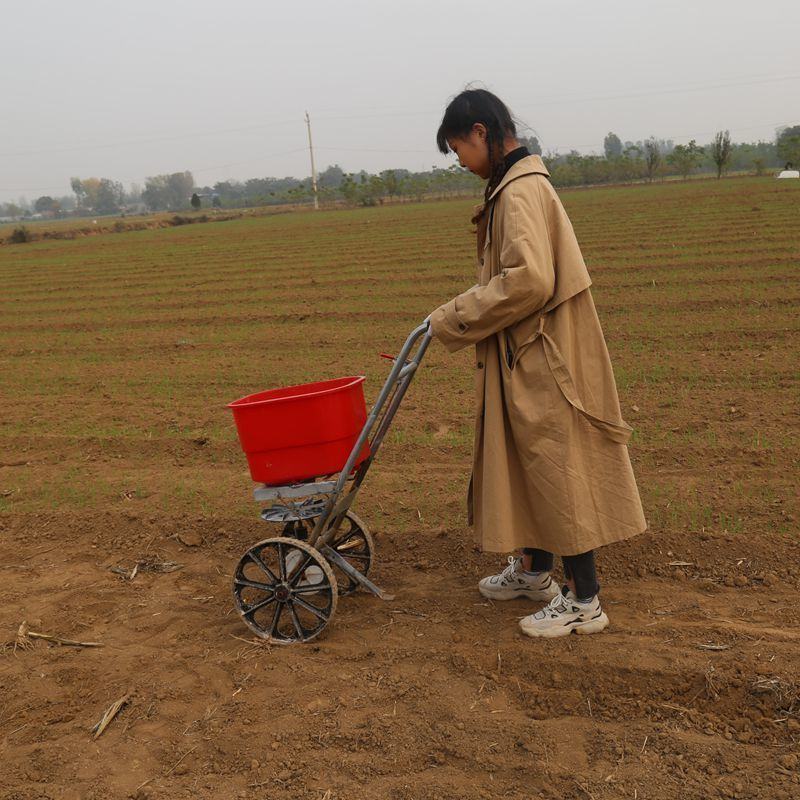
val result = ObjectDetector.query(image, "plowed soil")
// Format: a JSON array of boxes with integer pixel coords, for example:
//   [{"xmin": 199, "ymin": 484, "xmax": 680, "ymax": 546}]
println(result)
[{"xmin": 1, "ymin": 177, "xmax": 799, "ymax": 800}]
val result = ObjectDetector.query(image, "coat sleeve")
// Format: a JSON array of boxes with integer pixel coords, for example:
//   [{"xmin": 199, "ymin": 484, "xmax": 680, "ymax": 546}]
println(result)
[{"xmin": 429, "ymin": 179, "xmax": 556, "ymax": 353}]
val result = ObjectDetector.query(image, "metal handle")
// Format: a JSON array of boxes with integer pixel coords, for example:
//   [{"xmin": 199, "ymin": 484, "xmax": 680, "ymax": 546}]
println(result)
[{"xmin": 332, "ymin": 319, "xmax": 432, "ymax": 495}]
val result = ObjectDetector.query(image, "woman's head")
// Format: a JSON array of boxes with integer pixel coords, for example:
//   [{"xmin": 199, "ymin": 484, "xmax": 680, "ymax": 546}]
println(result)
[{"xmin": 436, "ymin": 89, "xmax": 518, "ymax": 183}]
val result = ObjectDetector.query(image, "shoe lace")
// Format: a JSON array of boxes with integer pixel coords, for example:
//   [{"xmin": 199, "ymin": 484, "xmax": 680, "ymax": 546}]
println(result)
[
  {"xmin": 545, "ymin": 592, "xmax": 569, "ymax": 615},
  {"xmin": 501, "ymin": 555, "xmax": 520, "ymax": 580}
]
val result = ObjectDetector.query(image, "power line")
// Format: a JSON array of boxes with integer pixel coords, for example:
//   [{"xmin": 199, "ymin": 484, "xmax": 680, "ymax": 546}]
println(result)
[
  {"xmin": 0, "ymin": 119, "xmax": 306, "ymax": 159},
  {"xmin": 310, "ymin": 71, "xmax": 800, "ymax": 117},
  {"xmin": 519, "ymin": 74, "xmax": 800, "ymax": 110},
  {"xmin": 1, "ymin": 72, "xmax": 797, "ymax": 162}
]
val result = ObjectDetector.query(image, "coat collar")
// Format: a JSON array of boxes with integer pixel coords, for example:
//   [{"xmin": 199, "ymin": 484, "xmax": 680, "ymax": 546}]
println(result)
[{"xmin": 487, "ymin": 154, "xmax": 549, "ymax": 202}]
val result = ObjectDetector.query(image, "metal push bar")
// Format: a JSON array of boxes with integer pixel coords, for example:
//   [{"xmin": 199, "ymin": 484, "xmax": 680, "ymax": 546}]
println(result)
[
  {"xmin": 309, "ymin": 318, "xmax": 433, "ymax": 545},
  {"xmin": 251, "ymin": 319, "xmax": 433, "ymax": 599}
]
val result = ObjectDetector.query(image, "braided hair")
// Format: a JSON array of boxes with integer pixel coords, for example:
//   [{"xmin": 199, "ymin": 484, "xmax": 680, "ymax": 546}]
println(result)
[{"xmin": 436, "ymin": 89, "xmax": 518, "ymax": 224}]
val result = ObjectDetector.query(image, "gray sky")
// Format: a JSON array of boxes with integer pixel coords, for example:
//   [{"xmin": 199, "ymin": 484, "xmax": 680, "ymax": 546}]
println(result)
[{"xmin": 2, "ymin": 0, "xmax": 798, "ymax": 203}]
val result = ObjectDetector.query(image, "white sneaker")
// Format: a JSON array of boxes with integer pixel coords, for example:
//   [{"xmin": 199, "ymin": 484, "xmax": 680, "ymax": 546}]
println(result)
[
  {"xmin": 519, "ymin": 588, "xmax": 609, "ymax": 638},
  {"xmin": 478, "ymin": 556, "xmax": 560, "ymax": 602}
]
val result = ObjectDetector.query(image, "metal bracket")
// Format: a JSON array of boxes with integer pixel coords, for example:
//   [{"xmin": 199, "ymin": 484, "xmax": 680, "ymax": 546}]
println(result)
[
  {"xmin": 254, "ymin": 480, "xmax": 337, "ymax": 502},
  {"xmin": 320, "ymin": 545, "xmax": 395, "ymax": 601}
]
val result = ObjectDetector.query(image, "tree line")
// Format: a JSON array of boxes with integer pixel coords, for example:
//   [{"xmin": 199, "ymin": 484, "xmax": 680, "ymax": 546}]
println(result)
[{"xmin": 2, "ymin": 126, "xmax": 797, "ymax": 219}]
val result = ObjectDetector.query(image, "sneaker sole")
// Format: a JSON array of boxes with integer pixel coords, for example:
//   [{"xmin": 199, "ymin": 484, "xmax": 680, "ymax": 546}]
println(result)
[
  {"xmin": 478, "ymin": 584, "xmax": 561, "ymax": 602},
  {"xmin": 519, "ymin": 612, "xmax": 609, "ymax": 639}
]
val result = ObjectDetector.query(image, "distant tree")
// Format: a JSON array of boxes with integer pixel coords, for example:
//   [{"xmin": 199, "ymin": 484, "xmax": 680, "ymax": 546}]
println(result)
[
  {"xmin": 95, "ymin": 179, "xmax": 124, "ymax": 214},
  {"xmin": 366, "ymin": 174, "xmax": 385, "ymax": 205},
  {"xmin": 380, "ymin": 169, "xmax": 400, "ymax": 198},
  {"xmin": 168, "ymin": 171, "xmax": 194, "ymax": 207},
  {"xmin": 318, "ymin": 164, "xmax": 345, "ymax": 189},
  {"xmin": 604, "ymin": 132, "xmax": 623, "ymax": 159},
  {"xmin": 142, "ymin": 171, "xmax": 195, "ymax": 210},
  {"xmin": 519, "ymin": 135, "xmax": 542, "ymax": 155},
  {"xmin": 191, "ymin": 192, "xmax": 201, "ymax": 210},
  {"xmin": 142, "ymin": 176, "xmax": 168, "ymax": 210},
  {"xmin": 70, "ymin": 177, "xmax": 119, "ymax": 212},
  {"xmin": 286, "ymin": 183, "xmax": 312, "ymax": 205},
  {"xmin": 776, "ymin": 124, "xmax": 800, "ymax": 168},
  {"xmin": 55, "ymin": 194, "xmax": 75, "ymax": 212},
  {"xmin": 1, "ymin": 202, "xmax": 23, "ymax": 218},
  {"xmin": 667, "ymin": 140, "xmax": 704, "ymax": 179},
  {"xmin": 339, "ymin": 174, "xmax": 358, "ymax": 205},
  {"xmin": 540, "ymin": 151, "xmax": 557, "ymax": 173},
  {"xmin": 70, "ymin": 177, "xmax": 87, "ymax": 208},
  {"xmin": 406, "ymin": 174, "xmax": 431, "ymax": 202},
  {"xmin": 81, "ymin": 178, "xmax": 102, "ymax": 210},
  {"xmin": 752, "ymin": 157, "xmax": 766, "ymax": 176},
  {"xmin": 711, "ymin": 130, "xmax": 733, "ymax": 178},
  {"xmin": 34, "ymin": 196, "xmax": 58, "ymax": 213},
  {"xmin": 623, "ymin": 143, "xmax": 642, "ymax": 159},
  {"xmin": 643, "ymin": 138, "xmax": 661, "ymax": 182},
  {"xmin": 211, "ymin": 194, "xmax": 222, "ymax": 208}
]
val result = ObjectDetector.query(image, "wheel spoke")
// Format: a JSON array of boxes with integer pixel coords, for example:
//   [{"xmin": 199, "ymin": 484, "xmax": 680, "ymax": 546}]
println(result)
[
  {"xmin": 292, "ymin": 595, "xmax": 329, "ymax": 621},
  {"xmin": 268, "ymin": 600, "xmax": 284, "ymax": 636},
  {"xmin": 277, "ymin": 542, "xmax": 287, "ymax": 582},
  {"xmin": 248, "ymin": 550, "xmax": 279, "ymax": 583},
  {"xmin": 293, "ymin": 580, "xmax": 331, "ymax": 595},
  {"xmin": 288, "ymin": 553, "xmax": 315, "ymax": 587},
  {"xmin": 235, "ymin": 576, "xmax": 275, "ymax": 592},
  {"xmin": 242, "ymin": 594, "xmax": 277, "ymax": 618},
  {"xmin": 287, "ymin": 601, "xmax": 307, "ymax": 638},
  {"xmin": 340, "ymin": 553, "xmax": 370, "ymax": 563}
]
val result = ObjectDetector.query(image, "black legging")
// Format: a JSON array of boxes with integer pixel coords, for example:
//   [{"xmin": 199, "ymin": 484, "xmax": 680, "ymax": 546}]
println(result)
[{"xmin": 522, "ymin": 548, "xmax": 599, "ymax": 601}]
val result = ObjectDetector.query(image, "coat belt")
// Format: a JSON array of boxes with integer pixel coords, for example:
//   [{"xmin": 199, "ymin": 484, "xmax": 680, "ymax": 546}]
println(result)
[{"xmin": 510, "ymin": 312, "xmax": 633, "ymax": 445}]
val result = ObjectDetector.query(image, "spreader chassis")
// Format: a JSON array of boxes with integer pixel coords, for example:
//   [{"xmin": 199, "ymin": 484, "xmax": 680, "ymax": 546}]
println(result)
[{"xmin": 232, "ymin": 320, "xmax": 432, "ymax": 644}]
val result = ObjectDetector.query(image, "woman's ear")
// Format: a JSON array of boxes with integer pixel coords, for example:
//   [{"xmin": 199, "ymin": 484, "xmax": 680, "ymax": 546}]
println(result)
[{"xmin": 472, "ymin": 122, "xmax": 488, "ymax": 141}]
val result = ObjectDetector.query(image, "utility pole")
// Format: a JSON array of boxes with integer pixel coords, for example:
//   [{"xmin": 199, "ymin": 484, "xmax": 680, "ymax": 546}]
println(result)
[{"xmin": 305, "ymin": 110, "xmax": 319, "ymax": 210}]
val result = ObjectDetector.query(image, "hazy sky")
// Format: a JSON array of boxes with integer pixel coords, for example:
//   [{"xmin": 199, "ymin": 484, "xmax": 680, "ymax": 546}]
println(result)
[{"xmin": 2, "ymin": 0, "xmax": 798, "ymax": 202}]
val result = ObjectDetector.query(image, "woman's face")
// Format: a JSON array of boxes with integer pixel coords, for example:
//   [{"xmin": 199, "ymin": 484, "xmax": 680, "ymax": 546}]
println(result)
[{"xmin": 448, "ymin": 123, "xmax": 490, "ymax": 179}]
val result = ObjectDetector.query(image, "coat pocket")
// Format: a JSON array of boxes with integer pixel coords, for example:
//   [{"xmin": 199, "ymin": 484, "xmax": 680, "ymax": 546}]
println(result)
[
  {"xmin": 507, "ymin": 311, "xmax": 544, "ymax": 371},
  {"xmin": 503, "ymin": 337, "xmax": 561, "ymax": 441}
]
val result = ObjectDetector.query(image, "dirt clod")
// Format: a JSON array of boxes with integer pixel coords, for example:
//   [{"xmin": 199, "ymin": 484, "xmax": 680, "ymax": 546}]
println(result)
[{"xmin": 177, "ymin": 530, "xmax": 203, "ymax": 547}]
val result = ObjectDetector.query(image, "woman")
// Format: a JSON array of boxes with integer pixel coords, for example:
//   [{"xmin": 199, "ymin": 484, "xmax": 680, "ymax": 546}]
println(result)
[{"xmin": 429, "ymin": 89, "xmax": 647, "ymax": 638}]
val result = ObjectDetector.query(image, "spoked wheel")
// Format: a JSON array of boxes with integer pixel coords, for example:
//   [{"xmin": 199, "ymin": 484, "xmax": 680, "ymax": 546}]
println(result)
[
  {"xmin": 327, "ymin": 511, "xmax": 375, "ymax": 596},
  {"xmin": 232, "ymin": 536, "xmax": 338, "ymax": 644}
]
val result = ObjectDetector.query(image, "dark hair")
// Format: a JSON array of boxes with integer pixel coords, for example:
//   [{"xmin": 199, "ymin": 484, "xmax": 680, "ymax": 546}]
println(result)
[{"xmin": 436, "ymin": 89, "xmax": 517, "ymax": 219}]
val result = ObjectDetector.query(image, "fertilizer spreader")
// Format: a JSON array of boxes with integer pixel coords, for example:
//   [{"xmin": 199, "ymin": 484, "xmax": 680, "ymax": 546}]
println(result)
[{"xmin": 227, "ymin": 320, "xmax": 432, "ymax": 644}]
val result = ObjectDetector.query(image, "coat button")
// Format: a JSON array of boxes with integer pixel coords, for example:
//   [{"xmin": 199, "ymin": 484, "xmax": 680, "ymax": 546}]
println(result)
[
  {"xmin": 477, "ymin": 361, "xmax": 484, "ymax": 369},
  {"xmin": 480, "ymin": 257, "xmax": 484, "ymax": 266}
]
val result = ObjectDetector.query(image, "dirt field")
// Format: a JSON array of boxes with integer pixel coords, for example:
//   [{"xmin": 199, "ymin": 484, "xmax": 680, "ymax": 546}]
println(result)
[{"xmin": 1, "ymin": 177, "xmax": 798, "ymax": 799}]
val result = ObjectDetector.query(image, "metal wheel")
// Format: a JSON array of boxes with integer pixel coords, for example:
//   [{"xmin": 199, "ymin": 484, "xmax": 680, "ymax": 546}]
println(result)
[
  {"xmin": 327, "ymin": 511, "xmax": 375, "ymax": 596},
  {"xmin": 232, "ymin": 536, "xmax": 338, "ymax": 644}
]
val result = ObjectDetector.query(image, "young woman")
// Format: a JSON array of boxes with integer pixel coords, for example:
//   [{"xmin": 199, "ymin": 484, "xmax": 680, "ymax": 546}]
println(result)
[{"xmin": 429, "ymin": 89, "xmax": 647, "ymax": 638}]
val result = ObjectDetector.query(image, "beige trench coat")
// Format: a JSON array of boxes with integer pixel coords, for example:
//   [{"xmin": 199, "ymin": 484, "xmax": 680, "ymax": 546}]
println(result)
[{"xmin": 430, "ymin": 155, "xmax": 646, "ymax": 555}]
